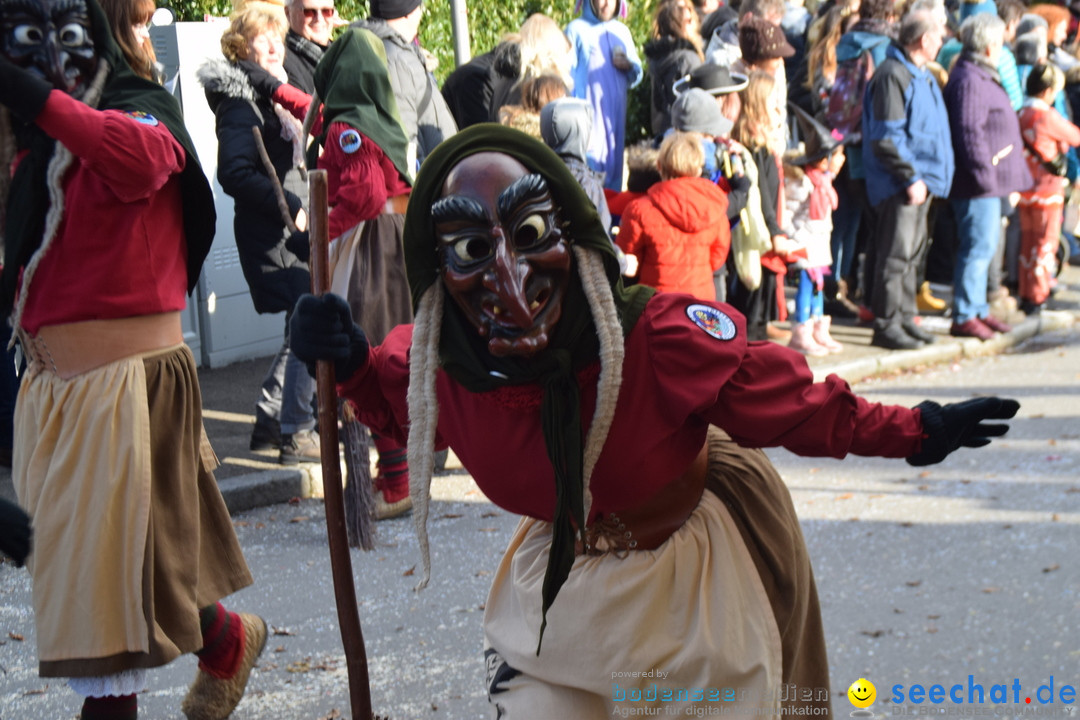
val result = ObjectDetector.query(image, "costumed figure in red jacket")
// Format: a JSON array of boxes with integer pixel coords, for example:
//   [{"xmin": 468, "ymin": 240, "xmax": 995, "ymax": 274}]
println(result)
[
  {"xmin": 311, "ymin": 27, "xmax": 415, "ymax": 520},
  {"xmin": 289, "ymin": 125, "xmax": 1019, "ymax": 719},
  {"xmin": 1017, "ymin": 62, "xmax": 1080, "ymax": 316},
  {"xmin": 0, "ymin": 0, "xmax": 265, "ymax": 717}
]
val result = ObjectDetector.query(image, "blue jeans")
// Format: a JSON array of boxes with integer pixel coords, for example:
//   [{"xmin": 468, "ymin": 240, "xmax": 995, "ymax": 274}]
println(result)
[
  {"xmin": 255, "ymin": 314, "xmax": 316, "ymax": 435},
  {"xmin": 952, "ymin": 197, "xmax": 1003, "ymax": 324},
  {"xmin": 794, "ymin": 270, "xmax": 824, "ymax": 323}
]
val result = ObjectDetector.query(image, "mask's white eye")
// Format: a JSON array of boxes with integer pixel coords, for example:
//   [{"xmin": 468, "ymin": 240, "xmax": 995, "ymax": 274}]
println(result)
[
  {"xmin": 450, "ymin": 236, "xmax": 494, "ymax": 266},
  {"xmin": 58, "ymin": 22, "xmax": 88, "ymax": 46},
  {"xmin": 13, "ymin": 24, "xmax": 45, "ymax": 44},
  {"xmin": 514, "ymin": 213, "xmax": 549, "ymax": 250}
]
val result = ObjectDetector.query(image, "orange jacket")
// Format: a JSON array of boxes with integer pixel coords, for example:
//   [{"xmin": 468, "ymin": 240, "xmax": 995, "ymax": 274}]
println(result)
[{"xmin": 616, "ymin": 176, "xmax": 730, "ymax": 300}]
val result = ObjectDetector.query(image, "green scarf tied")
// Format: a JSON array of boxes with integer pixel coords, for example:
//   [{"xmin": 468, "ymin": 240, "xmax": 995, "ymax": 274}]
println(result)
[
  {"xmin": 311, "ymin": 27, "xmax": 411, "ymax": 184},
  {"xmin": 1, "ymin": 0, "xmax": 215, "ymax": 314},
  {"xmin": 403, "ymin": 124, "xmax": 655, "ymax": 651}
]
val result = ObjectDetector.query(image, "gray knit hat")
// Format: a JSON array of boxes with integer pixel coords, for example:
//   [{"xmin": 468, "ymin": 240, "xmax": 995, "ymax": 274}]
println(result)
[{"xmin": 670, "ymin": 87, "xmax": 731, "ymax": 138}]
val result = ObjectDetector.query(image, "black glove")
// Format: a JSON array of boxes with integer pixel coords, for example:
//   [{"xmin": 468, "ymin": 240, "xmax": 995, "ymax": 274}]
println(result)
[
  {"xmin": 237, "ymin": 59, "xmax": 283, "ymax": 100},
  {"xmin": 906, "ymin": 397, "xmax": 1020, "ymax": 466},
  {"xmin": 726, "ymin": 172, "xmax": 750, "ymax": 195},
  {"xmin": 0, "ymin": 498, "xmax": 32, "ymax": 567},
  {"xmin": 0, "ymin": 56, "xmax": 53, "ymax": 123},
  {"xmin": 289, "ymin": 293, "xmax": 369, "ymax": 381},
  {"xmin": 285, "ymin": 229, "xmax": 310, "ymax": 262}
]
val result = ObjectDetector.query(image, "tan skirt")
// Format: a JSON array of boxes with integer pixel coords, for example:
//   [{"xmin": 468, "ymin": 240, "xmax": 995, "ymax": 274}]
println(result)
[
  {"xmin": 13, "ymin": 344, "xmax": 253, "ymax": 677},
  {"xmin": 481, "ymin": 428, "xmax": 830, "ymax": 719}
]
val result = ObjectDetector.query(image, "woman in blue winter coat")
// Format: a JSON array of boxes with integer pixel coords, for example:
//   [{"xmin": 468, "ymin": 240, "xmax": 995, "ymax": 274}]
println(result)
[{"xmin": 566, "ymin": 0, "xmax": 644, "ymax": 190}]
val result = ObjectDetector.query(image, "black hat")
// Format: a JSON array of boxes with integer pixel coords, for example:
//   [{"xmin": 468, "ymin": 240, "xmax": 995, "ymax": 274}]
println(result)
[
  {"xmin": 370, "ymin": 0, "xmax": 422, "ymax": 20},
  {"xmin": 672, "ymin": 63, "xmax": 749, "ymax": 96},
  {"xmin": 787, "ymin": 103, "xmax": 845, "ymax": 165}
]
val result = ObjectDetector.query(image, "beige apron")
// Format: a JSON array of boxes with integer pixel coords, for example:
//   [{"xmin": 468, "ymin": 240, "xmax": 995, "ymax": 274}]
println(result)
[{"xmin": 482, "ymin": 491, "xmax": 784, "ymax": 718}]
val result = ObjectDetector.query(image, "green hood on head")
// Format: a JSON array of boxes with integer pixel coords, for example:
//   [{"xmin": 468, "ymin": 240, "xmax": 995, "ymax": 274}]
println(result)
[{"xmin": 312, "ymin": 27, "xmax": 411, "ymax": 185}]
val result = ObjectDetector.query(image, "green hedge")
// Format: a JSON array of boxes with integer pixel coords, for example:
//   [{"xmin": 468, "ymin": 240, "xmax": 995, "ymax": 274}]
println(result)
[{"xmin": 172, "ymin": 0, "xmax": 657, "ymax": 141}]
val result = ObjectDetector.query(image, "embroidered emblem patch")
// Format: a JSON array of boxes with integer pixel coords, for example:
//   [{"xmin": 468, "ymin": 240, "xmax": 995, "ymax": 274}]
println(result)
[
  {"xmin": 339, "ymin": 129, "xmax": 362, "ymax": 154},
  {"xmin": 122, "ymin": 110, "xmax": 158, "ymax": 126},
  {"xmin": 686, "ymin": 303, "xmax": 736, "ymax": 341}
]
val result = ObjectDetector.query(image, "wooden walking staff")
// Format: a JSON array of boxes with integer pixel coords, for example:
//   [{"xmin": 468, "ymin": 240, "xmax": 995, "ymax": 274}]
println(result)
[{"xmin": 307, "ymin": 169, "xmax": 377, "ymax": 720}]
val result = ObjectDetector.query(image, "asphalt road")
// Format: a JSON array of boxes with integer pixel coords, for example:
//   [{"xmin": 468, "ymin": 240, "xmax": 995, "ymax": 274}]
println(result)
[{"xmin": 1, "ymin": 327, "xmax": 1078, "ymax": 720}]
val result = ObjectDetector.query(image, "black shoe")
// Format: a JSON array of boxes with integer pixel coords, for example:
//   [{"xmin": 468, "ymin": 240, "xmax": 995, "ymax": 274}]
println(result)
[
  {"xmin": 280, "ymin": 429, "xmax": 321, "ymax": 465},
  {"xmin": 871, "ymin": 325, "xmax": 925, "ymax": 350},
  {"xmin": 901, "ymin": 319, "xmax": 936, "ymax": 345},
  {"xmin": 249, "ymin": 419, "xmax": 281, "ymax": 452},
  {"xmin": 1019, "ymin": 299, "xmax": 1042, "ymax": 316}
]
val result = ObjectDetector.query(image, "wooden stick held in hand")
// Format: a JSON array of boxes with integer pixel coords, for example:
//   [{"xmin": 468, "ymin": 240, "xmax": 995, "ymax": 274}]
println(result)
[
  {"xmin": 308, "ymin": 169, "xmax": 375, "ymax": 720},
  {"xmin": 253, "ymin": 125, "xmax": 299, "ymax": 234}
]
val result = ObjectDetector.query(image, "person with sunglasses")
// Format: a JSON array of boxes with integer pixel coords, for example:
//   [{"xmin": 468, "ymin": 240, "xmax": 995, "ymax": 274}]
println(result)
[{"xmin": 283, "ymin": 0, "xmax": 337, "ymax": 93}]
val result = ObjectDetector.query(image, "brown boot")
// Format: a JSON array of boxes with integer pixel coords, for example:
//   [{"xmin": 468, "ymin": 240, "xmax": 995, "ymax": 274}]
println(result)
[{"xmin": 182, "ymin": 614, "xmax": 267, "ymax": 720}]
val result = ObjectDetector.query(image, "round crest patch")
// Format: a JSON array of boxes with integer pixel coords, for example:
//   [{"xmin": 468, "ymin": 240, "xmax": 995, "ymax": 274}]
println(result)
[
  {"xmin": 121, "ymin": 110, "xmax": 158, "ymax": 126},
  {"xmin": 686, "ymin": 303, "xmax": 736, "ymax": 341},
  {"xmin": 339, "ymin": 129, "xmax": 362, "ymax": 154}
]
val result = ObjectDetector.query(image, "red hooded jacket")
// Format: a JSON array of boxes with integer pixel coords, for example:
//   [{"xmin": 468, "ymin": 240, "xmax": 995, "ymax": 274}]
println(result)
[{"xmin": 616, "ymin": 176, "xmax": 730, "ymax": 300}]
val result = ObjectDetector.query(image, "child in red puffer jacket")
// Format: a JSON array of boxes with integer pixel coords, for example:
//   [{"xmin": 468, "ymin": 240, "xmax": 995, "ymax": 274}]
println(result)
[{"xmin": 616, "ymin": 131, "xmax": 730, "ymax": 300}]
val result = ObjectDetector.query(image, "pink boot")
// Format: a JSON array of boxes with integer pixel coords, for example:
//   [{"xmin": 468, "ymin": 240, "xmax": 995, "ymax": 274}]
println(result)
[
  {"xmin": 789, "ymin": 322, "xmax": 828, "ymax": 357},
  {"xmin": 812, "ymin": 315, "xmax": 844, "ymax": 354}
]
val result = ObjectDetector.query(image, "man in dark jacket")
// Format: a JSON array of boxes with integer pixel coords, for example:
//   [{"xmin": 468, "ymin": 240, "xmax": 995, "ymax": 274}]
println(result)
[
  {"xmin": 945, "ymin": 13, "xmax": 1032, "ymax": 340},
  {"xmin": 353, "ymin": 0, "xmax": 457, "ymax": 173},
  {"xmin": 283, "ymin": 0, "xmax": 335, "ymax": 93},
  {"xmin": 862, "ymin": 6, "xmax": 954, "ymax": 350}
]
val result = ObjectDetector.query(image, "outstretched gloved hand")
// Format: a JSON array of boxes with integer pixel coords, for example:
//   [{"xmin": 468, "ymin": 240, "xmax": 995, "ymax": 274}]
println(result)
[
  {"xmin": 0, "ymin": 497, "xmax": 32, "ymax": 567},
  {"xmin": 906, "ymin": 397, "xmax": 1021, "ymax": 466},
  {"xmin": 236, "ymin": 60, "xmax": 283, "ymax": 100},
  {"xmin": 0, "ymin": 56, "xmax": 53, "ymax": 123},
  {"xmin": 289, "ymin": 293, "xmax": 369, "ymax": 381}
]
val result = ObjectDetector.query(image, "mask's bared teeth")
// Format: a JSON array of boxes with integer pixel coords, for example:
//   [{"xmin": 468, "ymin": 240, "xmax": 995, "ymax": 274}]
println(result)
[{"xmin": 529, "ymin": 300, "xmax": 540, "ymax": 311}]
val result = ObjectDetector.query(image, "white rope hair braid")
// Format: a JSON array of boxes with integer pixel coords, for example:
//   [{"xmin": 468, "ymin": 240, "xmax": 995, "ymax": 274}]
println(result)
[
  {"xmin": 406, "ymin": 281, "xmax": 443, "ymax": 591},
  {"xmin": 572, "ymin": 245, "xmax": 625, "ymax": 525},
  {"xmin": 9, "ymin": 60, "xmax": 111, "ymax": 349}
]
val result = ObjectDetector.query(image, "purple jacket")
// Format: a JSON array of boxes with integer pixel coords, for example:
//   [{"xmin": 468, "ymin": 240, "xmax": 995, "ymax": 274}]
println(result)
[{"xmin": 944, "ymin": 53, "xmax": 1032, "ymax": 199}]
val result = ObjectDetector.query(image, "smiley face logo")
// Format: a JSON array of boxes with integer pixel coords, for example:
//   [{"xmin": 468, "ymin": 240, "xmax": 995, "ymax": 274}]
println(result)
[{"xmin": 847, "ymin": 678, "xmax": 876, "ymax": 708}]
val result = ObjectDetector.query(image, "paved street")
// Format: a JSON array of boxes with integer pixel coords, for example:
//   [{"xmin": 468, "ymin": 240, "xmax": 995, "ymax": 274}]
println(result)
[{"xmin": 1, "ymin": 325, "xmax": 1078, "ymax": 719}]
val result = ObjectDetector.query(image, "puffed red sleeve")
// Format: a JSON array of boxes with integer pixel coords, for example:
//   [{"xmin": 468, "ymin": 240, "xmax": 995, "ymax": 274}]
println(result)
[
  {"xmin": 34, "ymin": 90, "xmax": 185, "ymax": 202},
  {"xmin": 639, "ymin": 293, "xmax": 924, "ymax": 459},
  {"xmin": 270, "ymin": 84, "xmax": 324, "ymax": 137},
  {"xmin": 320, "ymin": 122, "xmax": 390, "ymax": 238},
  {"xmin": 336, "ymin": 323, "xmax": 416, "ymax": 447},
  {"xmin": 711, "ymin": 342, "xmax": 924, "ymax": 457}
]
